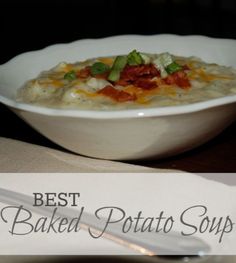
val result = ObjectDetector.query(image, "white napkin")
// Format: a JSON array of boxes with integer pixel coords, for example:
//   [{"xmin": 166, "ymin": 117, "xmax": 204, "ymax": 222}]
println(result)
[
  {"xmin": 0, "ymin": 137, "xmax": 165, "ymax": 173},
  {"xmin": 0, "ymin": 138, "xmax": 235, "ymax": 256}
]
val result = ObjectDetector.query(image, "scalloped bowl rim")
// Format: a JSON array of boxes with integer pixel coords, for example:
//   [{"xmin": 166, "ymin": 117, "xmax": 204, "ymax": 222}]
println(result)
[{"xmin": 1, "ymin": 34, "xmax": 236, "ymax": 119}]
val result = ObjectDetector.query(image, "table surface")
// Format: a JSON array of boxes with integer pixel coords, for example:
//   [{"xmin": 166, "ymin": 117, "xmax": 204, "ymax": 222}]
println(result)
[{"xmin": 1, "ymin": 103, "xmax": 235, "ymax": 173}]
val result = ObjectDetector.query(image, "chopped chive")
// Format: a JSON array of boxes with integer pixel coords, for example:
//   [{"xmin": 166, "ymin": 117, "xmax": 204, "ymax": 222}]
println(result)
[
  {"xmin": 91, "ymin": 62, "xmax": 110, "ymax": 76},
  {"xmin": 127, "ymin": 50, "xmax": 144, "ymax": 65},
  {"xmin": 166, "ymin": 62, "xmax": 183, "ymax": 74},
  {"xmin": 64, "ymin": 70, "xmax": 77, "ymax": 81},
  {"xmin": 140, "ymin": 53, "xmax": 151, "ymax": 64},
  {"xmin": 108, "ymin": 56, "xmax": 127, "ymax": 82},
  {"xmin": 108, "ymin": 69, "xmax": 121, "ymax": 82},
  {"xmin": 153, "ymin": 53, "xmax": 174, "ymax": 78}
]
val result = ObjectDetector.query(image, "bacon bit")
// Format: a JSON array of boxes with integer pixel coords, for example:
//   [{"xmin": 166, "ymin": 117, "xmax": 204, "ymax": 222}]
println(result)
[
  {"xmin": 164, "ymin": 71, "xmax": 191, "ymax": 89},
  {"xmin": 134, "ymin": 78, "xmax": 157, "ymax": 90},
  {"xmin": 182, "ymin": 64, "xmax": 190, "ymax": 71},
  {"xmin": 120, "ymin": 64, "xmax": 160, "ymax": 82},
  {"xmin": 97, "ymin": 85, "xmax": 137, "ymax": 102},
  {"xmin": 94, "ymin": 71, "xmax": 110, "ymax": 80},
  {"xmin": 116, "ymin": 79, "xmax": 130, "ymax": 86},
  {"xmin": 77, "ymin": 66, "xmax": 91, "ymax": 78},
  {"xmin": 116, "ymin": 64, "xmax": 160, "ymax": 90}
]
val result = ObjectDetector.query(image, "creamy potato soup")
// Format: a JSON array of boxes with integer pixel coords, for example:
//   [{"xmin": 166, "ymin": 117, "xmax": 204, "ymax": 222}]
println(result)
[{"xmin": 17, "ymin": 50, "xmax": 236, "ymax": 110}]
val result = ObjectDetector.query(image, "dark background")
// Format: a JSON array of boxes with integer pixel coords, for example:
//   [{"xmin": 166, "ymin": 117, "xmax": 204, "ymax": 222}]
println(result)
[
  {"xmin": 1, "ymin": 0, "xmax": 236, "ymax": 64},
  {"xmin": 1, "ymin": 0, "xmax": 236, "ymax": 172}
]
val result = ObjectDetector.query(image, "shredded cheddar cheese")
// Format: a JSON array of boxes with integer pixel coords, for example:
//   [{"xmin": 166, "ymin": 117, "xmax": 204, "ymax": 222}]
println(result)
[
  {"xmin": 98, "ymin": 57, "xmax": 114, "ymax": 66},
  {"xmin": 18, "ymin": 53, "xmax": 236, "ymax": 110},
  {"xmin": 51, "ymin": 80, "xmax": 64, "ymax": 87},
  {"xmin": 189, "ymin": 68, "xmax": 233, "ymax": 82},
  {"xmin": 75, "ymin": 89, "xmax": 98, "ymax": 98}
]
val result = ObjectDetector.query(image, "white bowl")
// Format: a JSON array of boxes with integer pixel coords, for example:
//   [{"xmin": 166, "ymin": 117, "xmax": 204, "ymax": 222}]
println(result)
[{"xmin": 0, "ymin": 35, "xmax": 236, "ymax": 160}]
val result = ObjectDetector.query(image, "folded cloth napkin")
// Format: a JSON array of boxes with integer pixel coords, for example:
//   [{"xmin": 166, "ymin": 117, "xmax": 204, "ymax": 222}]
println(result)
[
  {"xmin": 0, "ymin": 137, "xmax": 165, "ymax": 173},
  {"xmin": 0, "ymin": 137, "xmax": 235, "ymax": 257},
  {"xmin": 0, "ymin": 137, "xmax": 234, "ymax": 183}
]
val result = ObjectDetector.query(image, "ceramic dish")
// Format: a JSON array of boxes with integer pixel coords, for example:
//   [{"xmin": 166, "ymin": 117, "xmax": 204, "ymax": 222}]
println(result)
[{"xmin": 0, "ymin": 35, "xmax": 236, "ymax": 160}]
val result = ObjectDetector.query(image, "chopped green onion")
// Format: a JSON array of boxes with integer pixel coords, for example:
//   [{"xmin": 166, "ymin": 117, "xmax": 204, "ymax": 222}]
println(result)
[
  {"xmin": 127, "ymin": 50, "xmax": 144, "ymax": 65},
  {"xmin": 153, "ymin": 53, "xmax": 174, "ymax": 78},
  {"xmin": 64, "ymin": 70, "xmax": 77, "ymax": 81},
  {"xmin": 166, "ymin": 62, "xmax": 183, "ymax": 74},
  {"xmin": 140, "ymin": 53, "xmax": 151, "ymax": 64},
  {"xmin": 108, "ymin": 56, "xmax": 127, "ymax": 82},
  {"xmin": 153, "ymin": 58, "xmax": 168, "ymax": 78},
  {"xmin": 153, "ymin": 53, "xmax": 178, "ymax": 78},
  {"xmin": 91, "ymin": 62, "xmax": 110, "ymax": 76},
  {"xmin": 158, "ymin": 53, "xmax": 174, "ymax": 67}
]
